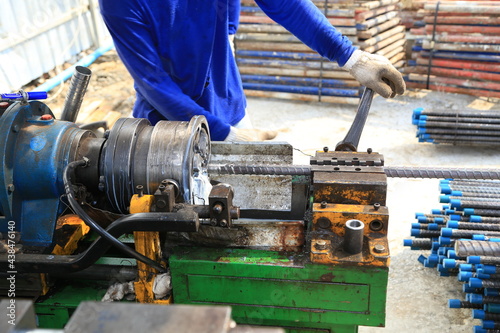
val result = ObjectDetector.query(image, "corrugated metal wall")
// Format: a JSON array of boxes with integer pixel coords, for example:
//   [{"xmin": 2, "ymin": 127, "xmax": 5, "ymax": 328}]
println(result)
[{"xmin": 0, "ymin": 0, "xmax": 110, "ymax": 92}]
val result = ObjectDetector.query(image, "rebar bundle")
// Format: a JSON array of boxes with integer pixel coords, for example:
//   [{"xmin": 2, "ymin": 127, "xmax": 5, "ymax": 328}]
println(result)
[
  {"xmin": 404, "ymin": 179, "xmax": 500, "ymax": 333},
  {"xmin": 413, "ymin": 108, "xmax": 500, "ymax": 146}
]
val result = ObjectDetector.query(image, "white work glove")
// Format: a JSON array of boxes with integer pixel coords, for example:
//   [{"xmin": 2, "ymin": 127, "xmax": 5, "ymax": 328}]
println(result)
[
  {"xmin": 225, "ymin": 127, "xmax": 277, "ymax": 141},
  {"xmin": 343, "ymin": 49, "xmax": 406, "ymax": 98}
]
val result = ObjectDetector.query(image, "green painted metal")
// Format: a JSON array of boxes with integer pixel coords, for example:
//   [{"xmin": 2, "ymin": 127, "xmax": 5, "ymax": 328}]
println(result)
[
  {"xmin": 170, "ymin": 247, "xmax": 388, "ymax": 333},
  {"xmin": 35, "ymin": 283, "xmax": 108, "ymax": 328}
]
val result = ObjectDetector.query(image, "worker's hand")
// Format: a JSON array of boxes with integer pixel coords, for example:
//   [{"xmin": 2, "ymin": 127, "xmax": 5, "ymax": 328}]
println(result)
[
  {"xmin": 343, "ymin": 49, "xmax": 406, "ymax": 98},
  {"xmin": 225, "ymin": 127, "xmax": 277, "ymax": 141}
]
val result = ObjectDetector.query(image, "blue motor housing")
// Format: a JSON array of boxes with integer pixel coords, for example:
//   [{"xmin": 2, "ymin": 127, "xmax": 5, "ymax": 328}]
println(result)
[{"xmin": 0, "ymin": 101, "xmax": 95, "ymax": 248}]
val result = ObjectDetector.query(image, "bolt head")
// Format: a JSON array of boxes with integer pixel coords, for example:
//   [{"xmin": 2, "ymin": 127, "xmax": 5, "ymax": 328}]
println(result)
[
  {"xmin": 315, "ymin": 240, "xmax": 328, "ymax": 250},
  {"xmin": 219, "ymin": 219, "xmax": 228, "ymax": 227},
  {"xmin": 7, "ymin": 184, "xmax": 15, "ymax": 193},
  {"xmin": 373, "ymin": 244, "xmax": 386, "ymax": 253},
  {"xmin": 210, "ymin": 219, "xmax": 218, "ymax": 226}
]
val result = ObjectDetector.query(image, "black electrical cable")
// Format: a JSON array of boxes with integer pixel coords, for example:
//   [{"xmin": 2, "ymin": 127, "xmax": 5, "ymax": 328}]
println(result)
[{"xmin": 63, "ymin": 159, "xmax": 166, "ymax": 273}]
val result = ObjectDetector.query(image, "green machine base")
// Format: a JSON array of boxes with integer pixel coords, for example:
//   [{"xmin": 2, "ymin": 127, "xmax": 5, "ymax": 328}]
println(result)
[{"xmin": 170, "ymin": 247, "xmax": 388, "ymax": 333}]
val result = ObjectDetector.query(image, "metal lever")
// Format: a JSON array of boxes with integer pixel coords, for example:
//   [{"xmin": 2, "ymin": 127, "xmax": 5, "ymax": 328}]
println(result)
[{"xmin": 335, "ymin": 87, "xmax": 374, "ymax": 152}]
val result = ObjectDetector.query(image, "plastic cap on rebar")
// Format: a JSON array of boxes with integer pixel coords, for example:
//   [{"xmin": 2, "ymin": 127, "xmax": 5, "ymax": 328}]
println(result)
[
  {"xmin": 469, "ymin": 278, "xmax": 483, "ymax": 289},
  {"xmin": 439, "ymin": 236, "xmax": 452, "ymax": 245},
  {"xmin": 429, "ymin": 223, "xmax": 440, "ymax": 230},
  {"xmin": 418, "ymin": 255, "xmax": 427, "ymax": 265},
  {"xmin": 431, "ymin": 209, "xmax": 443, "ymax": 214},
  {"xmin": 440, "ymin": 195, "xmax": 451, "ymax": 203},
  {"xmin": 459, "ymin": 264, "xmax": 473, "ymax": 272},
  {"xmin": 482, "ymin": 321, "xmax": 496, "ymax": 329},
  {"xmin": 441, "ymin": 228, "xmax": 453, "ymax": 237},
  {"xmin": 469, "ymin": 294, "xmax": 483, "ymax": 304},
  {"xmin": 449, "ymin": 299, "xmax": 462, "ymax": 308},
  {"xmin": 485, "ymin": 303, "xmax": 500, "ymax": 313},
  {"xmin": 411, "ymin": 228, "xmax": 421, "ymax": 237},
  {"xmin": 450, "ymin": 199, "xmax": 461, "ymax": 209},
  {"xmin": 477, "ymin": 273, "xmax": 491, "ymax": 280},
  {"xmin": 464, "ymin": 208, "xmax": 475, "ymax": 216},
  {"xmin": 485, "ymin": 288, "xmax": 500, "ymax": 297},
  {"xmin": 443, "ymin": 259, "xmax": 457, "ymax": 269},
  {"xmin": 470, "ymin": 215, "xmax": 482, "ymax": 223},
  {"xmin": 481, "ymin": 266, "xmax": 497, "ymax": 275},
  {"xmin": 447, "ymin": 221, "xmax": 459, "ymax": 229},
  {"xmin": 435, "ymin": 217, "xmax": 444, "ymax": 224},
  {"xmin": 473, "ymin": 326, "xmax": 487, "ymax": 333},
  {"xmin": 411, "ymin": 223, "xmax": 421, "ymax": 229},
  {"xmin": 472, "ymin": 309, "xmax": 485, "ymax": 319},
  {"xmin": 403, "ymin": 239, "xmax": 413, "ymax": 247},
  {"xmin": 445, "ymin": 209, "xmax": 456, "ymax": 215},
  {"xmin": 472, "ymin": 235, "xmax": 486, "ymax": 241},
  {"xmin": 468, "ymin": 256, "xmax": 481, "ymax": 264},
  {"xmin": 417, "ymin": 216, "xmax": 428, "ymax": 223},
  {"xmin": 463, "ymin": 284, "xmax": 477, "ymax": 293},
  {"xmin": 458, "ymin": 271, "xmax": 473, "ymax": 282}
]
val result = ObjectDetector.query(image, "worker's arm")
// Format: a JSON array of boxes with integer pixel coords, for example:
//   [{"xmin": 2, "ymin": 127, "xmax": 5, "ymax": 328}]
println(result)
[
  {"xmin": 254, "ymin": 0, "xmax": 405, "ymax": 98},
  {"xmin": 98, "ymin": 13, "xmax": 231, "ymax": 140}
]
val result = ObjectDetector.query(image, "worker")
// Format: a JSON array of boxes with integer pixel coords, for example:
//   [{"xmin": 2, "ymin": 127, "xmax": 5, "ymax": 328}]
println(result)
[{"xmin": 98, "ymin": 0, "xmax": 405, "ymax": 142}]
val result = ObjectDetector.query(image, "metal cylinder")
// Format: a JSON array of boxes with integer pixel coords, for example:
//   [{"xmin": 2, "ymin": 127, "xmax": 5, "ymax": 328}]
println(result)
[
  {"xmin": 101, "ymin": 116, "xmax": 211, "ymax": 213},
  {"xmin": 344, "ymin": 219, "xmax": 364, "ymax": 254},
  {"xmin": 60, "ymin": 66, "xmax": 92, "ymax": 123}
]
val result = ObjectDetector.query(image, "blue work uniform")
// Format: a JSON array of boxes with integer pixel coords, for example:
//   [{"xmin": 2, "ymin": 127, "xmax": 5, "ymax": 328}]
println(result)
[{"xmin": 99, "ymin": 0, "xmax": 356, "ymax": 140}]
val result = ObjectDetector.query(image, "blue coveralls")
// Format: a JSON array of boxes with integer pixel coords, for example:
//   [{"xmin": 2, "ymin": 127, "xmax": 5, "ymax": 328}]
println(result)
[{"xmin": 99, "ymin": 0, "xmax": 356, "ymax": 140}]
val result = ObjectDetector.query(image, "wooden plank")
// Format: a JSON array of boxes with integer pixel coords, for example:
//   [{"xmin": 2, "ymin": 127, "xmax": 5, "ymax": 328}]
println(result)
[
  {"xmin": 357, "ymin": 17, "xmax": 401, "ymax": 39},
  {"xmin": 362, "ymin": 32, "xmax": 405, "ymax": 53},
  {"xmin": 238, "ymin": 66, "xmax": 354, "ymax": 79},
  {"xmin": 422, "ymin": 40, "xmax": 500, "ymax": 54},
  {"xmin": 356, "ymin": 0, "xmax": 400, "ymax": 10},
  {"xmin": 244, "ymin": 89, "xmax": 360, "ymax": 104},
  {"xmin": 355, "ymin": 5, "xmax": 397, "ymax": 21},
  {"xmin": 383, "ymin": 45, "xmax": 405, "ymax": 61},
  {"xmin": 406, "ymin": 82, "xmax": 500, "ymax": 99},
  {"xmin": 430, "ymin": 35, "xmax": 500, "ymax": 45},
  {"xmin": 236, "ymin": 58, "xmax": 340, "ymax": 70},
  {"xmin": 415, "ymin": 58, "xmax": 500, "ymax": 73},
  {"xmin": 358, "ymin": 25, "xmax": 405, "ymax": 47},
  {"xmin": 240, "ymin": 15, "xmax": 356, "ymax": 27},
  {"xmin": 423, "ymin": 15, "xmax": 500, "ymax": 26},
  {"xmin": 356, "ymin": 11, "xmax": 398, "ymax": 30},
  {"xmin": 424, "ymin": 4, "xmax": 500, "ymax": 14},
  {"xmin": 389, "ymin": 51, "xmax": 405, "ymax": 65},
  {"xmin": 375, "ymin": 39, "xmax": 406, "ymax": 56},
  {"xmin": 410, "ymin": 66, "xmax": 500, "ymax": 82},
  {"xmin": 239, "ymin": 23, "xmax": 356, "ymax": 35},
  {"xmin": 423, "ymin": 25, "xmax": 500, "ymax": 35},
  {"xmin": 409, "ymin": 73, "xmax": 500, "ymax": 91}
]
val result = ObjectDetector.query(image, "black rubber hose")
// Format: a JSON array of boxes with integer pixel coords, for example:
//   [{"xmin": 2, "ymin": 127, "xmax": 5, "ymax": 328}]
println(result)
[
  {"xmin": 63, "ymin": 159, "xmax": 166, "ymax": 272},
  {"xmin": 0, "ymin": 210, "xmax": 199, "ymax": 273}
]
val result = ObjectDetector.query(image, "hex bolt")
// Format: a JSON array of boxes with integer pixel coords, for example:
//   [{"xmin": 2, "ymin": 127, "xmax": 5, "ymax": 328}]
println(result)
[
  {"xmin": 315, "ymin": 240, "xmax": 327, "ymax": 250},
  {"xmin": 320, "ymin": 201, "xmax": 327, "ymax": 208},
  {"xmin": 367, "ymin": 148, "xmax": 372, "ymax": 154},
  {"xmin": 7, "ymin": 184, "xmax": 15, "ymax": 194},
  {"xmin": 210, "ymin": 218, "xmax": 218, "ymax": 226},
  {"xmin": 136, "ymin": 185, "xmax": 144, "ymax": 197},
  {"xmin": 344, "ymin": 219, "xmax": 365, "ymax": 254},
  {"xmin": 219, "ymin": 219, "xmax": 228, "ymax": 227},
  {"xmin": 373, "ymin": 203, "xmax": 380, "ymax": 211},
  {"xmin": 373, "ymin": 244, "xmax": 386, "ymax": 253},
  {"xmin": 12, "ymin": 124, "xmax": 19, "ymax": 133},
  {"xmin": 323, "ymin": 146, "xmax": 329, "ymax": 152}
]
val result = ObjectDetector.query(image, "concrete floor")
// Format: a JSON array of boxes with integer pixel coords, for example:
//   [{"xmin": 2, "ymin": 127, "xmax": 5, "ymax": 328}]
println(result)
[{"xmin": 246, "ymin": 91, "xmax": 500, "ymax": 333}]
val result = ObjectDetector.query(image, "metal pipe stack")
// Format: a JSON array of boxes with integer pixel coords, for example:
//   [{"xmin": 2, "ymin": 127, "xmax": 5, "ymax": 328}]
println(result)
[
  {"xmin": 404, "ymin": 179, "xmax": 500, "ymax": 332},
  {"xmin": 236, "ymin": 0, "xmax": 406, "ymax": 104},
  {"xmin": 413, "ymin": 107, "xmax": 500, "ymax": 146},
  {"xmin": 405, "ymin": 0, "xmax": 500, "ymax": 98}
]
